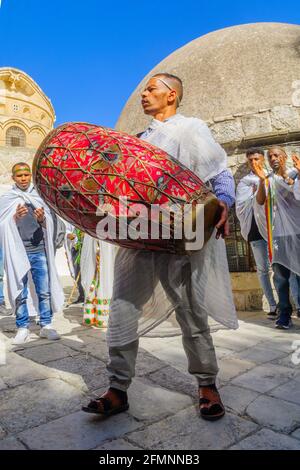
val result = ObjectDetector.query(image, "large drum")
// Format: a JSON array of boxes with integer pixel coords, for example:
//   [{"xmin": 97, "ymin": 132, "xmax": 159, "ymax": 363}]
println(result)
[{"xmin": 33, "ymin": 122, "xmax": 220, "ymax": 254}]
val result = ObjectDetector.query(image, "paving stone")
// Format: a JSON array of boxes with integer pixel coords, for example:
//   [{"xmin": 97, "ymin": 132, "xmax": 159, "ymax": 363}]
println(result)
[
  {"xmin": 0, "ymin": 425, "xmax": 6, "ymax": 439},
  {"xmin": 235, "ymin": 324, "xmax": 284, "ymax": 339},
  {"xmin": 60, "ymin": 332, "xmax": 102, "ymax": 349},
  {"xmin": 17, "ymin": 343, "xmax": 80, "ymax": 364},
  {"xmin": 127, "ymin": 406, "xmax": 258, "ymax": 450},
  {"xmin": 148, "ymin": 365, "xmax": 198, "ymax": 399},
  {"xmin": 291, "ymin": 428, "xmax": 300, "ymax": 440},
  {"xmin": 232, "ymin": 364, "xmax": 296, "ymax": 393},
  {"xmin": 246, "ymin": 395, "xmax": 300, "ymax": 433},
  {"xmin": 0, "ymin": 437, "xmax": 27, "ymax": 450},
  {"xmin": 143, "ymin": 343, "xmax": 188, "ymax": 373},
  {"xmin": 0, "ymin": 352, "xmax": 49, "ymax": 387},
  {"xmin": 94, "ymin": 439, "xmax": 142, "ymax": 450},
  {"xmin": 215, "ymin": 347, "xmax": 237, "ymax": 359},
  {"xmin": 79, "ymin": 326, "xmax": 107, "ymax": 337},
  {"xmin": 269, "ymin": 379, "xmax": 300, "ymax": 405},
  {"xmin": 260, "ymin": 338, "xmax": 299, "ymax": 353},
  {"xmin": 45, "ymin": 354, "xmax": 107, "ymax": 391},
  {"xmin": 136, "ymin": 350, "xmax": 167, "ymax": 377},
  {"xmin": 74, "ymin": 340, "xmax": 109, "ymax": 363},
  {"xmin": 217, "ymin": 357, "xmax": 256, "ymax": 382},
  {"xmin": 0, "ymin": 378, "xmax": 86, "ymax": 433},
  {"xmin": 230, "ymin": 428, "xmax": 300, "ymax": 450},
  {"xmin": 234, "ymin": 346, "xmax": 287, "ymax": 365},
  {"xmin": 0, "ymin": 378, "xmax": 7, "ymax": 391},
  {"xmin": 218, "ymin": 385, "xmax": 259, "ymax": 415},
  {"xmin": 212, "ymin": 334, "xmax": 259, "ymax": 352},
  {"xmin": 139, "ymin": 336, "xmax": 180, "ymax": 354},
  {"xmin": 18, "ymin": 410, "xmax": 142, "ymax": 450},
  {"xmin": 271, "ymin": 354, "xmax": 300, "ymax": 369},
  {"xmin": 49, "ymin": 319, "xmax": 87, "ymax": 336},
  {"xmin": 127, "ymin": 379, "xmax": 193, "ymax": 422}
]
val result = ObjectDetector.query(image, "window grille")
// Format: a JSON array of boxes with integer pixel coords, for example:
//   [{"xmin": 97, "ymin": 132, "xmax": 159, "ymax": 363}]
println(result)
[{"xmin": 6, "ymin": 126, "xmax": 26, "ymax": 147}]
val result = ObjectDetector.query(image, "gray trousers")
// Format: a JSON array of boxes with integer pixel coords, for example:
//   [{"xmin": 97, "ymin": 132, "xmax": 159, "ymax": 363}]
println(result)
[{"xmin": 107, "ymin": 261, "xmax": 219, "ymax": 391}]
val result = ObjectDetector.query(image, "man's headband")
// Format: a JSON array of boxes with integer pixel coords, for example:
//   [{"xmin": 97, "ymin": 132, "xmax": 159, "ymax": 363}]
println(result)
[
  {"xmin": 156, "ymin": 78, "xmax": 181, "ymax": 107},
  {"xmin": 13, "ymin": 166, "xmax": 31, "ymax": 175}
]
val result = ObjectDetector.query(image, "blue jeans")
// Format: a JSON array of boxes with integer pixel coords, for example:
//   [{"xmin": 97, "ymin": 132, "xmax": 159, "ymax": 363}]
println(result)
[
  {"xmin": 0, "ymin": 247, "xmax": 4, "ymax": 305},
  {"xmin": 250, "ymin": 239, "xmax": 276, "ymax": 309},
  {"xmin": 15, "ymin": 251, "xmax": 52, "ymax": 328},
  {"xmin": 273, "ymin": 263, "xmax": 293, "ymax": 319},
  {"xmin": 289, "ymin": 272, "xmax": 300, "ymax": 309}
]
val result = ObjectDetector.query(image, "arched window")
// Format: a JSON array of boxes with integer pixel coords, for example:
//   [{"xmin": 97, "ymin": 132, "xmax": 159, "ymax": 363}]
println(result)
[{"xmin": 6, "ymin": 126, "xmax": 26, "ymax": 147}]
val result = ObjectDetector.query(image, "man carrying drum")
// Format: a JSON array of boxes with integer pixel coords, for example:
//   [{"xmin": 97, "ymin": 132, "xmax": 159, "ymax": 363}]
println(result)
[{"xmin": 83, "ymin": 73, "xmax": 238, "ymax": 421}]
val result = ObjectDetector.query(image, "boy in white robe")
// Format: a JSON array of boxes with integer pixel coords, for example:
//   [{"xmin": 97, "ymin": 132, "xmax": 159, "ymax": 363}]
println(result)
[{"xmin": 0, "ymin": 163, "xmax": 64, "ymax": 344}]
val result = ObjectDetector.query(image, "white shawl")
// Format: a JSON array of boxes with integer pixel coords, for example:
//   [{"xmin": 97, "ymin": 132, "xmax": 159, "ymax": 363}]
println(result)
[
  {"xmin": 255, "ymin": 170, "xmax": 300, "ymax": 276},
  {"xmin": 236, "ymin": 172, "xmax": 268, "ymax": 241},
  {"xmin": 0, "ymin": 184, "xmax": 64, "ymax": 313}
]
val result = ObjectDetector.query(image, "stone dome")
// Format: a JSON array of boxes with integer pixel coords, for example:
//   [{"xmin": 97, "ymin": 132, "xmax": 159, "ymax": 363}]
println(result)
[{"xmin": 116, "ymin": 22, "xmax": 300, "ymax": 139}]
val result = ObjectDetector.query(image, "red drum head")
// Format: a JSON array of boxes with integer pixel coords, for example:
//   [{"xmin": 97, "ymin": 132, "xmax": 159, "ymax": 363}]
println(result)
[{"xmin": 33, "ymin": 122, "xmax": 219, "ymax": 254}]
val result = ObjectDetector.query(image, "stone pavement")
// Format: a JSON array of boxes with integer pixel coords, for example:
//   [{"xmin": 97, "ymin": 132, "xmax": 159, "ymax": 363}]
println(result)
[{"xmin": 0, "ymin": 304, "xmax": 300, "ymax": 450}]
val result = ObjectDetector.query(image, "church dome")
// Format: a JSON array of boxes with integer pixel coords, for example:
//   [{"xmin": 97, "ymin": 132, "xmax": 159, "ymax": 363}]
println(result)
[{"xmin": 116, "ymin": 22, "xmax": 300, "ymax": 145}]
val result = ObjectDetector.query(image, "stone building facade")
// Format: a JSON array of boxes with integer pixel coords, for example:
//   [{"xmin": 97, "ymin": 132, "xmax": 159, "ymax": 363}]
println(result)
[
  {"xmin": 0, "ymin": 67, "xmax": 55, "ymax": 191},
  {"xmin": 116, "ymin": 23, "xmax": 300, "ymax": 309}
]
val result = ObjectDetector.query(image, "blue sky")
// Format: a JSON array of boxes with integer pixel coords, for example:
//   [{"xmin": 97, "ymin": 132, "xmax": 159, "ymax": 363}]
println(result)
[{"xmin": 0, "ymin": 0, "xmax": 299, "ymax": 127}]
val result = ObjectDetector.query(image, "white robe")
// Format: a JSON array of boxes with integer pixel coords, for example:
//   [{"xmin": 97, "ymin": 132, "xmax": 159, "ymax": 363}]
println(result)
[
  {"xmin": 236, "ymin": 172, "xmax": 267, "ymax": 241},
  {"xmin": 80, "ymin": 234, "xmax": 115, "ymax": 302},
  {"xmin": 0, "ymin": 184, "xmax": 64, "ymax": 313},
  {"xmin": 294, "ymin": 177, "xmax": 300, "ymax": 201},
  {"xmin": 107, "ymin": 114, "xmax": 238, "ymax": 347},
  {"xmin": 254, "ymin": 170, "xmax": 300, "ymax": 276}
]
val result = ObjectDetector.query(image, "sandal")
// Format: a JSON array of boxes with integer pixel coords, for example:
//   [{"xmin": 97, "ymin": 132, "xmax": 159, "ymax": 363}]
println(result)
[
  {"xmin": 82, "ymin": 389, "xmax": 129, "ymax": 416},
  {"xmin": 199, "ymin": 386, "xmax": 225, "ymax": 421}
]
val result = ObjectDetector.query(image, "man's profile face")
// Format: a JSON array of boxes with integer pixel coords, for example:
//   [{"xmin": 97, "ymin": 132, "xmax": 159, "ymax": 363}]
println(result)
[
  {"xmin": 268, "ymin": 148, "xmax": 286, "ymax": 172},
  {"xmin": 141, "ymin": 78, "xmax": 170, "ymax": 116},
  {"xmin": 12, "ymin": 165, "xmax": 32, "ymax": 191},
  {"xmin": 247, "ymin": 153, "xmax": 265, "ymax": 172}
]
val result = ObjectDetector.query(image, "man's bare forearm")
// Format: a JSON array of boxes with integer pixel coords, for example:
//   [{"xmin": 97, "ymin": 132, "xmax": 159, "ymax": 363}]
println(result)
[{"xmin": 256, "ymin": 179, "xmax": 266, "ymax": 205}]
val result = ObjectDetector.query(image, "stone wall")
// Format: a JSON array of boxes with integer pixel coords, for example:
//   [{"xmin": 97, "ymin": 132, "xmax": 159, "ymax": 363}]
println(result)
[
  {"xmin": 209, "ymin": 104, "xmax": 300, "ymax": 147},
  {"xmin": 0, "ymin": 146, "xmax": 36, "ymax": 187}
]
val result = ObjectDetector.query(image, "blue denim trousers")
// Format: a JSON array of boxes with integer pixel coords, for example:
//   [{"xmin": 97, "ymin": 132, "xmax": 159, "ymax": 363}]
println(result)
[
  {"xmin": 15, "ymin": 251, "xmax": 53, "ymax": 328},
  {"xmin": 289, "ymin": 272, "xmax": 300, "ymax": 309},
  {"xmin": 273, "ymin": 263, "xmax": 294, "ymax": 318},
  {"xmin": 250, "ymin": 239, "xmax": 276, "ymax": 309},
  {"xmin": 0, "ymin": 247, "xmax": 4, "ymax": 305}
]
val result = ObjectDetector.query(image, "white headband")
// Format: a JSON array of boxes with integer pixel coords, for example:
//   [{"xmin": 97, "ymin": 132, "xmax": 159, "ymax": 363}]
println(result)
[{"xmin": 156, "ymin": 77, "xmax": 181, "ymax": 107}]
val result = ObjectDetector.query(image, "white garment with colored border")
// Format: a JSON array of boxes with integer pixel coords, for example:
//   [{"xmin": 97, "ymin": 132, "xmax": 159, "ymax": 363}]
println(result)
[
  {"xmin": 254, "ymin": 170, "xmax": 300, "ymax": 276},
  {"xmin": 80, "ymin": 234, "xmax": 115, "ymax": 305}
]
